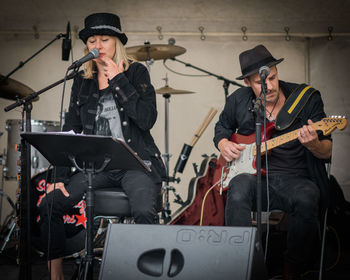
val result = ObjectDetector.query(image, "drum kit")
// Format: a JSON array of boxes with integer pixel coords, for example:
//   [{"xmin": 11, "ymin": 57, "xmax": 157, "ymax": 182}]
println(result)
[{"xmin": 0, "ymin": 42, "xmax": 198, "ymax": 255}]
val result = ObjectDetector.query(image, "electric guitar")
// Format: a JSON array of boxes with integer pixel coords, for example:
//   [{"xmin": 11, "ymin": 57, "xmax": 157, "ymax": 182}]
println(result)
[{"xmin": 213, "ymin": 116, "xmax": 348, "ymax": 191}]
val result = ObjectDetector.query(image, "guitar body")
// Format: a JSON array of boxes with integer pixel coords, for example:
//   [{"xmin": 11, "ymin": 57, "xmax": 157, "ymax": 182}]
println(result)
[
  {"xmin": 170, "ymin": 155, "xmax": 226, "ymax": 226},
  {"xmin": 213, "ymin": 122, "xmax": 275, "ymax": 190}
]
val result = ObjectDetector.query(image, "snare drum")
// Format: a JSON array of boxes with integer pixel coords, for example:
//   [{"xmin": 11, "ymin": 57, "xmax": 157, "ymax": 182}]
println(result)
[
  {"xmin": 4, "ymin": 119, "xmax": 61, "ymax": 179},
  {"xmin": 31, "ymin": 169, "xmax": 87, "ymax": 257}
]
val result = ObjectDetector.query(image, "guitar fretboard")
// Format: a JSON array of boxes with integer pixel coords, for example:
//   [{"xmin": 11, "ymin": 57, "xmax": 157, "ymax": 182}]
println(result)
[
  {"xmin": 260, "ymin": 129, "xmax": 299, "ymax": 154},
  {"xmin": 249, "ymin": 117, "xmax": 346, "ymax": 156}
]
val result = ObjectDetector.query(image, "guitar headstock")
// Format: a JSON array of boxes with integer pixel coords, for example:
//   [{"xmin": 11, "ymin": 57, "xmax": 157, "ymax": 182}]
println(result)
[{"xmin": 313, "ymin": 116, "xmax": 348, "ymax": 135}]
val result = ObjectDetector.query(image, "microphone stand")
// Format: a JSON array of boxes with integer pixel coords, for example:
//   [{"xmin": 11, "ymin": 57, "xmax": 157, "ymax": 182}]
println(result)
[
  {"xmin": 0, "ymin": 33, "xmax": 66, "ymax": 84},
  {"xmin": 252, "ymin": 77, "xmax": 268, "ymax": 244},
  {"xmin": 169, "ymin": 57, "xmax": 244, "ymax": 99},
  {"xmin": 4, "ymin": 69, "xmax": 81, "ymax": 280}
]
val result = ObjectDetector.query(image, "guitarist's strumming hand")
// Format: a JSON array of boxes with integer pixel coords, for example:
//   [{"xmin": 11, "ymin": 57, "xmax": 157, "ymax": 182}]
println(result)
[{"xmin": 218, "ymin": 138, "xmax": 246, "ymax": 162}]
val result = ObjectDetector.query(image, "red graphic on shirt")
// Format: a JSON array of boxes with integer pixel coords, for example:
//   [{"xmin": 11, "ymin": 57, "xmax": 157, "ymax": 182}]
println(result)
[
  {"xmin": 37, "ymin": 194, "xmax": 45, "ymax": 207},
  {"xmin": 63, "ymin": 214, "xmax": 77, "ymax": 224},
  {"xmin": 36, "ymin": 179, "xmax": 49, "ymax": 192},
  {"xmin": 33, "ymin": 176, "xmax": 87, "ymax": 229},
  {"xmin": 74, "ymin": 200, "xmax": 87, "ymax": 228}
]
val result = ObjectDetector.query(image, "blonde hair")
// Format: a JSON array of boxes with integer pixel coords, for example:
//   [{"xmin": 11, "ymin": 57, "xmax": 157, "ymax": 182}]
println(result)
[{"xmin": 82, "ymin": 37, "xmax": 134, "ymax": 79}]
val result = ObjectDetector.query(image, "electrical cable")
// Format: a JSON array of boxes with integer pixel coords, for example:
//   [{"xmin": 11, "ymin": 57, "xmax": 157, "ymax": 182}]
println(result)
[
  {"xmin": 59, "ymin": 69, "xmax": 70, "ymax": 130},
  {"xmin": 163, "ymin": 59, "xmax": 210, "ymax": 77},
  {"xmin": 199, "ymin": 180, "xmax": 220, "ymax": 226}
]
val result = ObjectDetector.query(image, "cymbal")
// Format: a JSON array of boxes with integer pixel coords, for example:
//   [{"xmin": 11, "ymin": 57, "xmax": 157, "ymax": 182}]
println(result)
[
  {"xmin": 126, "ymin": 44, "xmax": 186, "ymax": 61},
  {"xmin": 0, "ymin": 75, "xmax": 35, "ymax": 100},
  {"xmin": 155, "ymin": 86, "xmax": 195, "ymax": 95}
]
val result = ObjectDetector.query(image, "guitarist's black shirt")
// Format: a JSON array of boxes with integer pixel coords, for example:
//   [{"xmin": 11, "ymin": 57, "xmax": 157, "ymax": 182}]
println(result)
[
  {"xmin": 214, "ymin": 80, "xmax": 331, "ymax": 178},
  {"xmin": 266, "ymin": 119, "xmax": 309, "ymax": 177}
]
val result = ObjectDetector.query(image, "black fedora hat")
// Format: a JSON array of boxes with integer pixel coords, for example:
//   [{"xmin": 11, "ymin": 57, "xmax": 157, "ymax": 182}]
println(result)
[
  {"xmin": 79, "ymin": 13, "xmax": 128, "ymax": 45},
  {"xmin": 236, "ymin": 45, "xmax": 284, "ymax": 80}
]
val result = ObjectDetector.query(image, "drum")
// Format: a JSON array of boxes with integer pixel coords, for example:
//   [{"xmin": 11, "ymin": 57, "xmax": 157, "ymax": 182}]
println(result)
[
  {"xmin": 4, "ymin": 119, "xmax": 61, "ymax": 180},
  {"xmin": 31, "ymin": 169, "xmax": 87, "ymax": 257}
]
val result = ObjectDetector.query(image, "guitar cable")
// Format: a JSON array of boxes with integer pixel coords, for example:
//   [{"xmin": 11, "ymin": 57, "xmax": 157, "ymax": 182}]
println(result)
[{"xmin": 199, "ymin": 180, "xmax": 220, "ymax": 226}]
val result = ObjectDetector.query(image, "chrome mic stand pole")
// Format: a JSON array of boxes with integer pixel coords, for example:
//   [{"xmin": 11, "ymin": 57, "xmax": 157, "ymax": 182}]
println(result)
[{"xmin": 162, "ymin": 91, "xmax": 172, "ymax": 222}]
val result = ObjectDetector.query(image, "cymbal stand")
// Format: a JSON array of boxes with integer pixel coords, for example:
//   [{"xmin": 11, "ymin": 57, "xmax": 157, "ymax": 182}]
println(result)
[
  {"xmin": 0, "ymin": 145, "xmax": 5, "ymax": 222},
  {"xmin": 161, "ymin": 76, "xmax": 183, "ymax": 223},
  {"xmin": 0, "ymin": 147, "xmax": 19, "ymax": 255},
  {"xmin": 168, "ymin": 57, "xmax": 244, "ymax": 100},
  {"xmin": 143, "ymin": 41, "xmax": 154, "ymax": 72}
]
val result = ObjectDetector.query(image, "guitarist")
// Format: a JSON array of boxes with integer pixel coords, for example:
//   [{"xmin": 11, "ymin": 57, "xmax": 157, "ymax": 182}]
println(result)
[{"xmin": 213, "ymin": 45, "xmax": 332, "ymax": 279}]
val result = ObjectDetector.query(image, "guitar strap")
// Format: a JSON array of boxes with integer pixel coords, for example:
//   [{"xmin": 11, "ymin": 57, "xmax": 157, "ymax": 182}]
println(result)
[{"xmin": 275, "ymin": 83, "xmax": 317, "ymax": 131}]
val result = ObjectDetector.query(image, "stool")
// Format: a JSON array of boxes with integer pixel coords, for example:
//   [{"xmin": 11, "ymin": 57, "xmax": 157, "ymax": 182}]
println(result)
[
  {"xmin": 71, "ymin": 187, "xmax": 163, "ymax": 279},
  {"xmin": 94, "ymin": 187, "xmax": 133, "ymax": 220},
  {"xmin": 94, "ymin": 186, "xmax": 163, "ymax": 221}
]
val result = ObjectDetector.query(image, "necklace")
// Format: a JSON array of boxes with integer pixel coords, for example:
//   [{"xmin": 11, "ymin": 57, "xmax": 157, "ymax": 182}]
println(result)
[{"xmin": 266, "ymin": 89, "xmax": 280, "ymax": 119}]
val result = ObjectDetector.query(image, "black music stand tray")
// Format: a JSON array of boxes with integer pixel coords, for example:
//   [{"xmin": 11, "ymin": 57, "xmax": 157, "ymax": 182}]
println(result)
[{"xmin": 21, "ymin": 132, "xmax": 150, "ymax": 280}]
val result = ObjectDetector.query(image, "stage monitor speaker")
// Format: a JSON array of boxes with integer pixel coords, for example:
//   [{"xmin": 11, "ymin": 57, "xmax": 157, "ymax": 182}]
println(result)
[{"xmin": 99, "ymin": 224, "xmax": 267, "ymax": 280}]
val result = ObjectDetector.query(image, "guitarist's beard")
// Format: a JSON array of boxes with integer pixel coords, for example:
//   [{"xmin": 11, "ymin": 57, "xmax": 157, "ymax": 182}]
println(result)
[{"xmin": 265, "ymin": 88, "xmax": 280, "ymax": 105}]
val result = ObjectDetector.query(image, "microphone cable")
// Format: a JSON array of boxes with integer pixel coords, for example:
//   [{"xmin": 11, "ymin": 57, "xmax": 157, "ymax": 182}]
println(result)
[{"xmin": 59, "ymin": 68, "xmax": 70, "ymax": 130}]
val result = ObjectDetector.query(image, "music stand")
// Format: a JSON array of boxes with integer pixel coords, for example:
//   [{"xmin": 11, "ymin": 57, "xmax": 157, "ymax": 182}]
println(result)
[{"xmin": 21, "ymin": 132, "xmax": 150, "ymax": 280}]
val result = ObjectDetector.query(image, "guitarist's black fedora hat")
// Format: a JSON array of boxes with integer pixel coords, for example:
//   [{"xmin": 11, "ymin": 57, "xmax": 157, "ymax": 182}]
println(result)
[{"xmin": 236, "ymin": 45, "xmax": 284, "ymax": 80}]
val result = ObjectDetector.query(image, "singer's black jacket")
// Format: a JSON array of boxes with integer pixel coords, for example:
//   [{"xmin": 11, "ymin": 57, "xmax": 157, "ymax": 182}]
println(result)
[
  {"xmin": 57, "ymin": 62, "xmax": 166, "ymax": 184},
  {"xmin": 213, "ymin": 80, "xmax": 331, "ymax": 212}
]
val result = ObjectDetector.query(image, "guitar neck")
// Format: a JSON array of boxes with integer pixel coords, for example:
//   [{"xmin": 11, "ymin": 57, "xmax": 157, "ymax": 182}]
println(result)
[
  {"xmin": 260, "ymin": 129, "xmax": 299, "ymax": 154},
  {"xmin": 252, "ymin": 117, "xmax": 347, "ymax": 155}
]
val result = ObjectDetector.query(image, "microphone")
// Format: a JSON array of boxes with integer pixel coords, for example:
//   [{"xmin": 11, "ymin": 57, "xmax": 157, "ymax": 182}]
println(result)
[
  {"xmin": 61, "ymin": 22, "xmax": 71, "ymax": 61},
  {"xmin": 259, "ymin": 66, "xmax": 270, "ymax": 80},
  {"xmin": 68, "ymin": 48, "xmax": 99, "ymax": 70}
]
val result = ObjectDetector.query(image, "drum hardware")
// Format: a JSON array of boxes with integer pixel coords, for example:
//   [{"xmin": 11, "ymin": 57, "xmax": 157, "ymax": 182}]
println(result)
[
  {"xmin": 164, "ymin": 57, "xmax": 244, "ymax": 99},
  {"xmin": 126, "ymin": 41, "xmax": 186, "ymax": 72},
  {"xmin": 155, "ymin": 86, "xmax": 195, "ymax": 95},
  {"xmin": 0, "ymin": 74, "xmax": 36, "ymax": 101},
  {"xmin": 4, "ymin": 119, "xmax": 61, "ymax": 180},
  {"xmin": 0, "ymin": 148, "xmax": 9, "ymax": 234},
  {"xmin": 0, "ymin": 209, "xmax": 17, "ymax": 255},
  {"xmin": 166, "ymin": 108, "xmax": 217, "ymax": 224},
  {"xmin": 126, "ymin": 42, "xmax": 186, "ymax": 62},
  {"xmin": 156, "ymin": 75, "xmax": 199, "ymax": 223},
  {"xmin": 0, "ymin": 159, "xmax": 17, "ymax": 255}
]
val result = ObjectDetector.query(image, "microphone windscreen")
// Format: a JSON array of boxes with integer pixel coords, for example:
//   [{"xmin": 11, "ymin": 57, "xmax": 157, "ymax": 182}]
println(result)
[
  {"xmin": 62, "ymin": 21, "xmax": 71, "ymax": 61},
  {"xmin": 90, "ymin": 48, "xmax": 100, "ymax": 58},
  {"xmin": 62, "ymin": 38, "xmax": 71, "ymax": 61}
]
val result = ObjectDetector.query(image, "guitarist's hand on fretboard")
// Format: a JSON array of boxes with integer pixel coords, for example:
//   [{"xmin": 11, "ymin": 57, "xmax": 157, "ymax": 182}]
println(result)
[
  {"xmin": 218, "ymin": 138, "xmax": 246, "ymax": 162},
  {"xmin": 298, "ymin": 119, "xmax": 332, "ymax": 159},
  {"xmin": 297, "ymin": 119, "xmax": 319, "ymax": 146}
]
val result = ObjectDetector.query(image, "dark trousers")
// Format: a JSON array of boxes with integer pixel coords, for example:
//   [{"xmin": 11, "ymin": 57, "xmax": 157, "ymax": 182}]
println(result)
[
  {"xmin": 39, "ymin": 169, "xmax": 159, "ymax": 260},
  {"xmin": 225, "ymin": 173, "xmax": 320, "ymax": 264}
]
